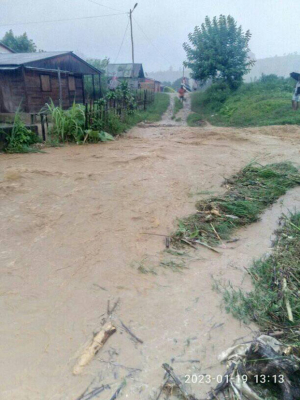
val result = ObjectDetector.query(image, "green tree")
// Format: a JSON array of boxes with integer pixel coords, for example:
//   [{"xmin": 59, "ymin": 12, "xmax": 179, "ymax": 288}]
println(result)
[
  {"xmin": 171, "ymin": 78, "xmax": 183, "ymax": 91},
  {"xmin": 84, "ymin": 58, "xmax": 109, "ymax": 99},
  {"xmin": 183, "ymin": 15, "xmax": 254, "ymax": 88},
  {"xmin": 1, "ymin": 30, "xmax": 37, "ymax": 52}
]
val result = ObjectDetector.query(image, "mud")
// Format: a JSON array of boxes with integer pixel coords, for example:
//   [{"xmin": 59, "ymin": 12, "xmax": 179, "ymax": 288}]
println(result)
[{"xmin": 1, "ymin": 95, "xmax": 300, "ymax": 399}]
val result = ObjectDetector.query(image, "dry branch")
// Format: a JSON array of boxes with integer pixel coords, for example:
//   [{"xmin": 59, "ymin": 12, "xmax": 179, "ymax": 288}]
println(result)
[
  {"xmin": 194, "ymin": 240, "xmax": 221, "ymax": 254},
  {"xmin": 162, "ymin": 363, "xmax": 198, "ymax": 400},
  {"xmin": 109, "ymin": 381, "xmax": 126, "ymax": 400},
  {"xmin": 120, "ymin": 319, "xmax": 143, "ymax": 344}
]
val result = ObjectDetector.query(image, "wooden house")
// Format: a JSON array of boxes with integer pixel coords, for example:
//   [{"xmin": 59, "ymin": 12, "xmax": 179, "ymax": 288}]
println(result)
[
  {"xmin": 0, "ymin": 51, "xmax": 102, "ymax": 113},
  {"xmin": 106, "ymin": 63, "xmax": 145, "ymax": 89},
  {"xmin": 140, "ymin": 78, "xmax": 161, "ymax": 92}
]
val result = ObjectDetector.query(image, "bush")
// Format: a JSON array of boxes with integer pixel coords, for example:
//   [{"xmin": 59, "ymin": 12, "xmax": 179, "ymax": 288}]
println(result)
[
  {"xmin": 105, "ymin": 112, "xmax": 126, "ymax": 135},
  {"xmin": 4, "ymin": 113, "xmax": 39, "ymax": 153}
]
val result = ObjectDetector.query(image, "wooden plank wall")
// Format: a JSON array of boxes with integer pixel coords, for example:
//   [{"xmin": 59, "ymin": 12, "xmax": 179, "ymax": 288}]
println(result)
[
  {"xmin": 0, "ymin": 69, "xmax": 26, "ymax": 113},
  {"xmin": 0, "ymin": 68, "xmax": 85, "ymax": 113},
  {"xmin": 24, "ymin": 70, "xmax": 84, "ymax": 112}
]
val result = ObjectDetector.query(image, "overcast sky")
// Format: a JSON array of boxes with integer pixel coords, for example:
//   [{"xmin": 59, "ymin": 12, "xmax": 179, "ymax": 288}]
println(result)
[{"xmin": 1, "ymin": 0, "xmax": 299, "ymax": 72}]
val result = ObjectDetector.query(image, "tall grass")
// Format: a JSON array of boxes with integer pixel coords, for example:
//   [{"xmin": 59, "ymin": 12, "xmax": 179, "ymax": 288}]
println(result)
[
  {"xmin": 172, "ymin": 97, "xmax": 183, "ymax": 118},
  {"xmin": 45, "ymin": 100, "xmax": 85, "ymax": 142}
]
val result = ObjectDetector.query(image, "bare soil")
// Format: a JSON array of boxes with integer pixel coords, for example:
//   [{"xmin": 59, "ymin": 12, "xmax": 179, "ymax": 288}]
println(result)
[{"xmin": 1, "ymin": 96, "xmax": 300, "ymax": 399}]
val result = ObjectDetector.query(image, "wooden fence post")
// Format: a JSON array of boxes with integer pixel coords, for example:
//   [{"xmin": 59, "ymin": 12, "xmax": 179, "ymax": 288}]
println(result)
[
  {"xmin": 58, "ymin": 68, "xmax": 62, "ymax": 108},
  {"xmin": 40, "ymin": 114, "xmax": 46, "ymax": 141},
  {"xmin": 144, "ymin": 90, "xmax": 147, "ymax": 110}
]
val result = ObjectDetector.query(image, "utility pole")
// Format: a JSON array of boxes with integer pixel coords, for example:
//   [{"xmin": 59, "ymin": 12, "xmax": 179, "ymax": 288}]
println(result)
[{"xmin": 129, "ymin": 3, "xmax": 138, "ymax": 77}]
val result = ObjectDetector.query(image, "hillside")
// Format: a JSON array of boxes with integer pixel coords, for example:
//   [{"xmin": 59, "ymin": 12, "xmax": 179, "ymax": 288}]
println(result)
[
  {"xmin": 188, "ymin": 75, "xmax": 300, "ymax": 127},
  {"xmin": 246, "ymin": 53, "xmax": 300, "ymax": 82}
]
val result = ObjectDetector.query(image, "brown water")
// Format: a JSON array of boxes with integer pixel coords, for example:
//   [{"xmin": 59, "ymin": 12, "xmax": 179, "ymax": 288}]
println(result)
[{"xmin": 1, "ymin": 97, "xmax": 300, "ymax": 399}]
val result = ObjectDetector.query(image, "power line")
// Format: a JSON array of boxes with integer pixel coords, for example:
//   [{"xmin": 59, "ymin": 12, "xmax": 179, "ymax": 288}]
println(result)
[
  {"xmin": 114, "ymin": 17, "xmax": 130, "ymax": 63},
  {"xmin": 133, "ymin": 17, "xmax": 173, "ymax": 67},
  {"xmin": 85, "ymin": 0, "xmax": 124, "ymax": 13},
  {"xmin": 0, "ymin": 12, "xmax": 127, "ymax": 28}
]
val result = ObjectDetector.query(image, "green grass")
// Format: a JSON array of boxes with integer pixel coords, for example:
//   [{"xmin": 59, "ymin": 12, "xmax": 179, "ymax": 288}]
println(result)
[
  {"xmin": 221, "ymin": 212, "xmax": 300, "ymax": 347},
  {"xmin": 173, "ymin": 97, "xmax": 183, "ymax": 118},
  {"xmin": 172, "ymin": 162, "xmax": 300, "ymax": 247},
  {"xmin": 187, "ymin": 113, "xmax": 203, "ymax": 127},
  {"xmin": 129, "ymin": 92, "xmax": 169, "ymax": 124},
  {"xmin": 190, "ymin": 75, "xmax": 300, "ymax": 127},
  {"xmin": 104, "ymin": 93, "xmax": 170, "ymax": 135}
]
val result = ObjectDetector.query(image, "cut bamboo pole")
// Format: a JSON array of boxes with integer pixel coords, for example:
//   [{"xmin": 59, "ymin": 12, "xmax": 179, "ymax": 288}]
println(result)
[{"xmin": 73, "ymin": 321, "xmax": 116, "ymax": 375}]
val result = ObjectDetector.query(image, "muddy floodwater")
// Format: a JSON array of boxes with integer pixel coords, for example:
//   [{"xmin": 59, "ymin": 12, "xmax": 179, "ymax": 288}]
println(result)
[{"xmin": 1, "ymin": 96, "xmax": 300, "ymax": 399}]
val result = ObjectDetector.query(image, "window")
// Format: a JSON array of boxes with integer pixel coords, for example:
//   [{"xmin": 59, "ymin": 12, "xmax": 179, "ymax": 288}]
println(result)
[
  {"xmin": 40, "ymin": 75, "xmax": 51, "ymax": 92},
  {"xmin": 68, "ymin": 76, "xmax": 76, "ymax": 91}
]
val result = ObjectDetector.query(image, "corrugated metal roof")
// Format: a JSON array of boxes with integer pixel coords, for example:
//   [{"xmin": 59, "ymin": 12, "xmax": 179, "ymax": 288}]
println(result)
[
  {"xmin": 0, "ymin": 66, "xmax": 20, "ymax": 70},
  {"xmin": 0, "ymin": 51, "xmax": 70, "ymax": 66},
  {"xmin": 107, "ymin": 63, "xmax": 144, "ymax": 79}
]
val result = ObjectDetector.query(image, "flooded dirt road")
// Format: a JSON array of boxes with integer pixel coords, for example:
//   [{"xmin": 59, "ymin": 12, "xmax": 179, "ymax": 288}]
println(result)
[{"xmin": 1, "ymin": 98, "xmax": 300, "ymax": 399}]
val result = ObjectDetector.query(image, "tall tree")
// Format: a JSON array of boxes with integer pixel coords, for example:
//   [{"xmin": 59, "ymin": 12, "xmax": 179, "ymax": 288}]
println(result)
[
  {"xmin": 1, "ymin": 30, "xmax": 37, "ymax": 53},
  {"xmin": 183, "ymin": 15, "xmax": 254, "ymax": 88}
]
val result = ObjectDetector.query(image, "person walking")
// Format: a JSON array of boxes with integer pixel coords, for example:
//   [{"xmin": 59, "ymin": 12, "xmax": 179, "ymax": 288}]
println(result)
[
  {"xmin": 178, "ymin": 85, "xmax": 186, "ymax": 103},
  {"xmin": 292, "ymin": 76, "xmax": 300, "ymax": 110}
]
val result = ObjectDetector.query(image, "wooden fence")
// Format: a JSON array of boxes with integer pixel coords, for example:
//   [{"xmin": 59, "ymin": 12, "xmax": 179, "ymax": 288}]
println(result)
[
  {"xmin": 34, "ymin": 89, "xmax": 155, "ymax": 140},
  {"xmin": 84, "ymin": 90, "xmax": 155, "ymax": 129}
]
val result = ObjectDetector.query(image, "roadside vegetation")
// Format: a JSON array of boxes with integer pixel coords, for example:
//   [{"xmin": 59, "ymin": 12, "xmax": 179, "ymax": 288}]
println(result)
[
  {"xmin": 189, "ymin": 75, "xmax": 300, "ymax": 127},
  {"xmin": 45, "ymin": 92, "xmax": 169, "ymax": 142},
  {"xmin": 187, "ymin": 112, "xmax": 205, "ymax": 127},
  {"xmin": 102, "ymin": 92, "xmax": 169, "ymax": 135},
  {"xmin": 208, "ymin": 212, "xmax": 300, "ymax": 400},
  {"xmin": 172, "ymin": 162, "xmax": 300, "ymax": 247},
  {"xmin": 3, "ymin": 112, "xmax": 40, "ymax": 153},
  {"xmin": 1, "ymin": 84, "xmax": 169, "ymax": 152},
  {"xmin": 222, "ymin": 212, "xmax": 300, "ymax": 346},
  {"xmin": 171, "ymin": 97, "xmax": 183, "ymax": 119}
]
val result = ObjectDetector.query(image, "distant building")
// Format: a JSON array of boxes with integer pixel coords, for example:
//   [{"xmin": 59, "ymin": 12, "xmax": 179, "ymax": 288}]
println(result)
[
  {"xmin": 0, "ymin": 42, "xmax": 15, "ymax": 54},
  {"xmin": 106, "ymin": 63, "xmax": 145, "ymax": 89},
  {"xmin": 0, "ymin": 51, "xmax": 102, "ymax": 113},
  {"xmin": 140, "ymin": 78, "xmax": 161, "ymax": 92}
]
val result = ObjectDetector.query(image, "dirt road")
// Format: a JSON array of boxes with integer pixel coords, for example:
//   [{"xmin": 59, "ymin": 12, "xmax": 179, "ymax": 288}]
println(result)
[{"xmin": 1, "ymin": 96, "xmax": 300, "ymax": 399}]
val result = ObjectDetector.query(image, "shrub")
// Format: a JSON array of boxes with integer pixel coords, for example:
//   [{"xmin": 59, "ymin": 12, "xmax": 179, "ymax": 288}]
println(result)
[{"xmin": 4, "ymin": 113, "xmax": 39, "ymax": 153}]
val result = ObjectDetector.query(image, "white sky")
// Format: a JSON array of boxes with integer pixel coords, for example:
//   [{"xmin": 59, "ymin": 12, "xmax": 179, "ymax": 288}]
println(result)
[{"xmin": 1, "ymin": 0, "xmax": 299, "ymax": 72}]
